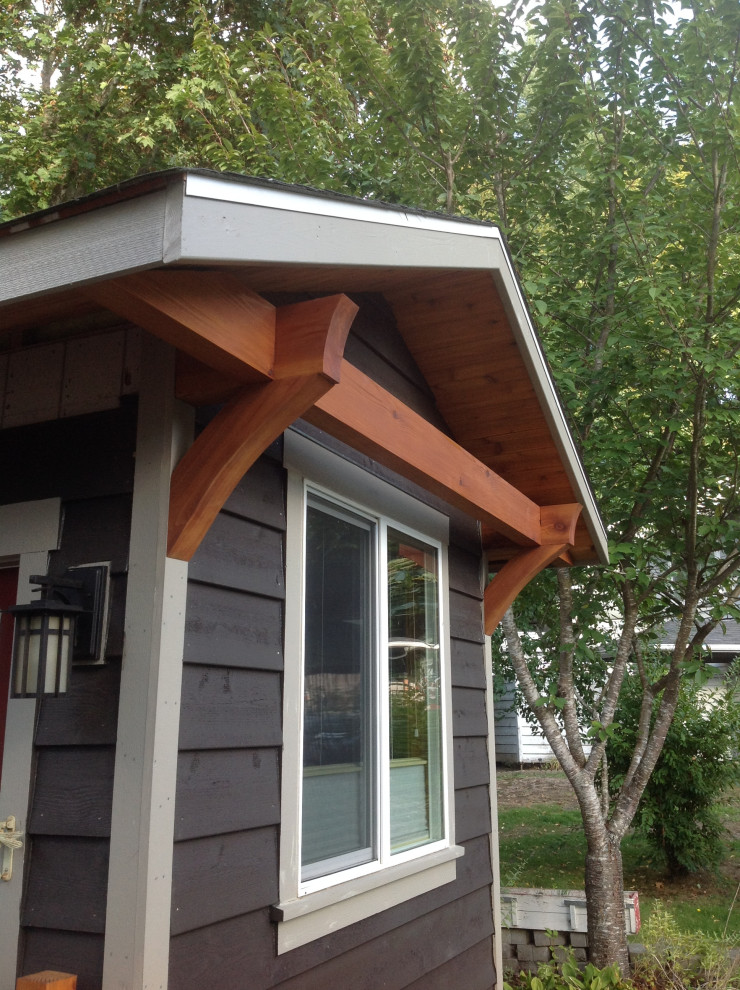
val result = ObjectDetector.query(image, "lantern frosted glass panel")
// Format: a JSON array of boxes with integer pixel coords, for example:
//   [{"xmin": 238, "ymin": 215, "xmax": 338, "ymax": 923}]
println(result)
[{"xmin": 11, "ymin": 608, "xmax": 74, "ymax": 697}]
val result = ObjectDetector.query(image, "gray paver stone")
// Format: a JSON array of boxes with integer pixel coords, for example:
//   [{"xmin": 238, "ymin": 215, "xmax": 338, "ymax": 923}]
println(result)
[{"xmin": 532, "ymin": 947, "xmax": 552, "ymax": 963}]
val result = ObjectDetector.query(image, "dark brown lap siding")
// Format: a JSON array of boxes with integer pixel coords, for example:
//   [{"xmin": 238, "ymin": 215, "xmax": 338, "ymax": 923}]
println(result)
[
  {"xmin": 170, "ymin": 452, "xmax": 495, "ymax": 990},
  {"xmin": 172, "ymin": 452, "xmax": 286, "ymax": 956},
  {"xmin": 171, "ymin": 304, "xmax": 494, "ymax": 990}
]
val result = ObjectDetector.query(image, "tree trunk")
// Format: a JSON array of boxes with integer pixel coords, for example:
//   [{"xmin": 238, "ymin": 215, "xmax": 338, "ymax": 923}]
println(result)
[{"xmin": 584, "ymin": 831, "xmax": 630, "ymax": 973}]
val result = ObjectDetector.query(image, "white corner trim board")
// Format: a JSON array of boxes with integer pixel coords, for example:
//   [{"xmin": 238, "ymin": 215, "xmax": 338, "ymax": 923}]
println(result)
[{"xmin": 103, "ymin": 338, "xmax": 192, "ymax": 990}]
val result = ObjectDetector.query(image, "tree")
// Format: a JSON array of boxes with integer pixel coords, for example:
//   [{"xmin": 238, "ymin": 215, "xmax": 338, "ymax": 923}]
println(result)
[
  {"xmin": 0, "ymin": 0, "xmax": 521, "ymax": 216},
  {"xmin": 493, "ymin": 0, "xmax": 740, "ymax": 970}
]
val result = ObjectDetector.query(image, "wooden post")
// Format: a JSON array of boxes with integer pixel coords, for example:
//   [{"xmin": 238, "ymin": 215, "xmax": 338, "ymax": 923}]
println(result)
[{"xmin": 16, "ymin": 973, "xmax": 77, "ymax": 990}]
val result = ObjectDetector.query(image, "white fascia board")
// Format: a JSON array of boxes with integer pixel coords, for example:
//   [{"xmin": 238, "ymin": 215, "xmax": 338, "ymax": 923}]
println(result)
[{"xmin": 175, "ymin": 178, "xmax": 503, "ymax": 271}]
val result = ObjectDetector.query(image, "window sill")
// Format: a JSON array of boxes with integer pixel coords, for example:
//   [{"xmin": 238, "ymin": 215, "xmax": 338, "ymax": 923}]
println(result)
[{"xmin": 272, "ymin": 844, "xmax": 464, "ymax": 953}]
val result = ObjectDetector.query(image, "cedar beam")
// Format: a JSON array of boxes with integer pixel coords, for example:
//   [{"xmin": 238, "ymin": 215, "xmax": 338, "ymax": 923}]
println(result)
[
  {"xmin": 540, "ymin": 503, "xmax": 582, "ymax": 546},
  {"xmin": 483, "ymin": 544, "xmax": 569, "ymax": 636},
  {"xmin": 167, "ymin": 295, "xmax": 358, "ymax": 560},
  {"xmin": 307, "ymin": 360, "xmax": 542, "ymax": 546},
  {"xmin": 274, "ymin": 294, "xmax": 359, "ymax": 381},
  {"xmin": 175, "ymin": 352, "xmax": 244, "ymax": 406},
  {"xmin": 174, "ymin": 294, "xmax": 358, "ymax": 404},
  {"xmin": 85, "ymin": 271, "xmax": 276, "ymax": 382}
]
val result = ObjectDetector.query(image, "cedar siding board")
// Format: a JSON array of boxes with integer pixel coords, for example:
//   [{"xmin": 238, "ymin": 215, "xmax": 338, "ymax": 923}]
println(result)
[
  {"xmin": 170, "ymin": 304, "xmax": 495, "ymax": 990},
  {"xmin": 5, "ymin": 409, "xmax": 135, "ymax": 990},
  {"xmin": 168, "ymin": 839, "xmax": 493, "ymax": 989}
]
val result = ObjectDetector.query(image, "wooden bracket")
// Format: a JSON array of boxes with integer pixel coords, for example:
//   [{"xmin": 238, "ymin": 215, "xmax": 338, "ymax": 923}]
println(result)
[
  {"xmin": 85, "ymin": 270, "xmax": 276, "ymax": 382},
  {"xmin": 274, "ymin": 294, "xmax": 358, "ymax": 381},
  {"xmin": 167, "ymin": 295, "xmax": 358, "ymax": 561},
  {"xmin": 483, "ymin": 543, "xmax": 569, "ymax": 636},
  {"xmin": 16, "ymin": 974, "xmax": 77, "ymax": 990},
  {"xmin": 540, "ymin": 503, "xmax": 582, "ymax": 546}
]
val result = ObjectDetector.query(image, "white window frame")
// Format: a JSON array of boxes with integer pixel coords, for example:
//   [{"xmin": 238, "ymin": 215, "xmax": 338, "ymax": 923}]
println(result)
[{"xmin": 275, "ymin": 431, "xmax": 462, "ymax": 953}]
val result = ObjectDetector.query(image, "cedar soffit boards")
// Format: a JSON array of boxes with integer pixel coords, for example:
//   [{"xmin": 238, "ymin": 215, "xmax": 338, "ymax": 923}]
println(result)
[{"xmin": 0, "ymin": 169, "xmax": 608, "ymax": 566}]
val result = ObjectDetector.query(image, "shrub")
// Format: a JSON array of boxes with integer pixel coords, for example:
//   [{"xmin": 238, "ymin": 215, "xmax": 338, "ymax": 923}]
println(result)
[
  {"xmin": 607, "ymin": 662, "xmax": 740, "ymax": 875},
  {"xmin": 509, "ymin": 952, "xmax": 629, "ymax": 990},
  {"xmin": 635, "ymin": 901, "xmax": 740, "ymax": 990}
]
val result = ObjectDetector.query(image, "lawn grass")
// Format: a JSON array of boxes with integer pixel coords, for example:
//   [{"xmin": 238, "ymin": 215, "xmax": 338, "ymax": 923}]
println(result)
[{"xmin": 498, "ymin": 799, "xmax": 740, "ymax": 940}]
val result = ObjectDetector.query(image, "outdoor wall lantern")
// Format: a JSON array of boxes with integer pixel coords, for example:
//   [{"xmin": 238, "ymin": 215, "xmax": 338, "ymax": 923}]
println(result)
[{"xmin": 7, "ymin": 565, "xmax": 108, "ymax": 698}]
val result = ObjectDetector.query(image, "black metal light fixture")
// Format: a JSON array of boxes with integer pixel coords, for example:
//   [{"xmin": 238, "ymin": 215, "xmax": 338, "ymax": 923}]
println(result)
[{"xmin": 7, "ymin": 565, "xmax": 108, "ymax": 698}]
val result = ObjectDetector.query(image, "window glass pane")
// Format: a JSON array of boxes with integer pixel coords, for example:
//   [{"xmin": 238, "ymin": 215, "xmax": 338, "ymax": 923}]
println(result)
[
  {"xmin": 302, "ymin": 495, "xmax": 375, "ymax": 878},
  {"xmin": 387, "ymin": 530, "xmax": 444, "ymax": 852}
]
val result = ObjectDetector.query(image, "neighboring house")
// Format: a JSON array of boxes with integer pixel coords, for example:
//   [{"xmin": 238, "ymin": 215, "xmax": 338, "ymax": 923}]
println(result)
[
  {"xmin": 661, "ymin": 619, "xmax": 739, "ymax": 704},
  {"xmin": 661, "ymin": 619, "xmax": 740, "ymax": 684},
  {"xmin": 494, "ymin": 680, "xmax": 593, "ymax": 767},
  {"xmin": 494, "ymin": 683, "xmax": 556, "ymax": 766},
  {"xmin": 0, "ymin": 170, "xmax": 608, "ymax": 990},
  {"xmin": 494, "ymin": 620, "xmax": 739, "ymax": 766}
]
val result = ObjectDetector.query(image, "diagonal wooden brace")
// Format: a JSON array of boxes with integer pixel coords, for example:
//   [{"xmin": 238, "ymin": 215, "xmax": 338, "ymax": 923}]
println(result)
[
  {"xmin": 483, "ymin": 544, "xmax": 569, "ymax": 636},
  {"xmin": 483, "ymin": 504, "xmax": 582, "ymax": 635},
  {"xmin": 166, "ymin": 294, "xmax": 358, "ymax": 561}
]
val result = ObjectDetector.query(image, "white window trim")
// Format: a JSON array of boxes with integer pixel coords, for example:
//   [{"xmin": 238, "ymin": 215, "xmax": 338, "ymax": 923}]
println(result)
[{"xmin": 276, "ymin": 431, "xmax": 461, "ymax": 954}]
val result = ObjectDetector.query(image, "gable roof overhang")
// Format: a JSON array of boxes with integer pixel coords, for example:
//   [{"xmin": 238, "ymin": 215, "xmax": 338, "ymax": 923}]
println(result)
[{"xmin": 0, "ymin": 169, "xmax": 608, "ymax": 591}]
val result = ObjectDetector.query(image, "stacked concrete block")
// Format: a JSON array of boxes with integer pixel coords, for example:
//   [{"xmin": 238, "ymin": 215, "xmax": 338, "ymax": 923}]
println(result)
[
  {"xmin": 502, "ymin": 928, "xmax": 588, "ymax": 973},
  {"xmin": 501, "ymin": 928, "xmax": 647, "ymax": 974}
]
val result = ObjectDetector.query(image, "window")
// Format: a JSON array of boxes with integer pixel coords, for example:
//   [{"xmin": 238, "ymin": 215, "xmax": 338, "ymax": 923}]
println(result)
[{"xmin": 276, "ymin": 432, "xmax": 462, "ymax": 953}]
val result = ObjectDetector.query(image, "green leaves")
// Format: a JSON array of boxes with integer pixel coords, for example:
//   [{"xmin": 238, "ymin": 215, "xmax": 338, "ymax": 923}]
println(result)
[
  {"xmin": 608, "ymin": 668, "xmax": 740, "ymax": 873},
  {"xmin": 519, "ymin": 949, "xmax": 630, "ymax": 990},
  {"xmin": 1, "ymin": 5, "xmax": 738, "ymax": 658},
  {"xmin": 587, "ymin": 720, "xmax": 616, "ymax": 743}
]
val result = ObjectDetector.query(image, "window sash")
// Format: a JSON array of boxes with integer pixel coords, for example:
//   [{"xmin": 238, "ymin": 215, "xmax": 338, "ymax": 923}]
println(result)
[
  {"xmin": 299, "ymin": 486, "xmax": 447, "ymax": 886},
  {"xmin": 301, "ymin": 495, "xmax": 376, "ymax": 879},
  {"xmin": 386, "ymin": 529, "xmax": 443, "ymax": 854}
]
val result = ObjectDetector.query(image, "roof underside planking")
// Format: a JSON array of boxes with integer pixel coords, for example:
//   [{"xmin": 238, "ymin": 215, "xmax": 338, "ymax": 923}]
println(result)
[{"xmin": 0, "ymin": 168, "xmax": 608, "ymax": 567}]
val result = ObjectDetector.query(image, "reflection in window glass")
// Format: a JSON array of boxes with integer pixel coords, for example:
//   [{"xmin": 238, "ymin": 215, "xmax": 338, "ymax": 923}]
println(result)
[
  {"xmin": 299, "ymin": 487, "xmax": 446, "ymax": 885},
  {"xmin": 387, "ymin": 530, "xmax": 443, "ymax": 852},
  {"xmin": 301, "ymin": 495, "xmax": 375, "ymax": 879}
]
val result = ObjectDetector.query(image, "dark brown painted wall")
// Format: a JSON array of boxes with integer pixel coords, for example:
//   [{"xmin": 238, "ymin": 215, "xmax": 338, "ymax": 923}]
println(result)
[
  {"xmin": 170, "ymin": 307, "xmax": 495, "ymax": 990},
  {"xmin": 0, "ymin": 404, "xmax": 136, "ymax": 990}
]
